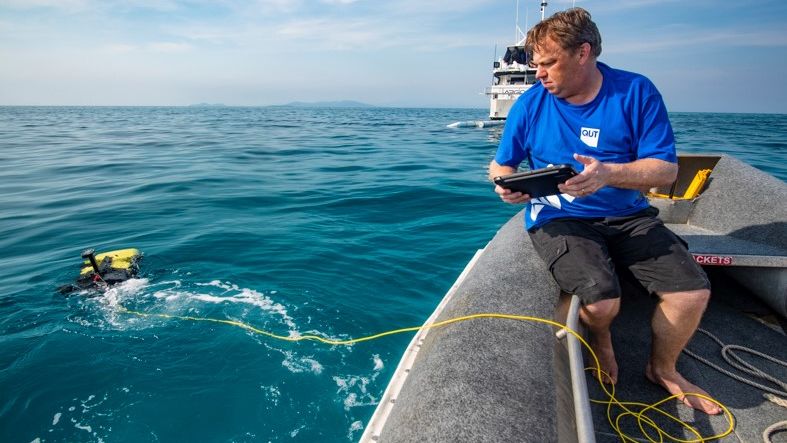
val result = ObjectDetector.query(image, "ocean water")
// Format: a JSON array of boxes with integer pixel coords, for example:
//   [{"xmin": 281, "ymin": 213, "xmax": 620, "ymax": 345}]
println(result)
[{"xmin": 0, "ymin": 107, "xmax": 784, "ymax": 442}]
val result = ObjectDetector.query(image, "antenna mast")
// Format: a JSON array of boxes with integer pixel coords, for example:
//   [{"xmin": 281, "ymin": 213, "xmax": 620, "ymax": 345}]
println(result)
[
  {"xmin": 514, "ymin": 0, "xmax": 526, "ymax": 43},
  {"xmin": 540, "ymin": 1, "xmax": 548, "ymax": 21}
]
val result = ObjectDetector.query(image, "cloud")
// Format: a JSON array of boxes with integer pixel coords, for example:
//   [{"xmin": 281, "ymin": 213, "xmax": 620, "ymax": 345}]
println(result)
[
  {"xmin": 103, "ymin": 43, "xmax": 138, "ymax": 53},
  {"xmin": 578, "ymin": 0, "xmax": 688, "ymax": 12},
  {"xmin": 376, "ymin": 0, "xmax": 495, "ymax": 15},
  {"xmin": 272, "ymin": 16, "xmax": 412, "ymax": 50},
  {"xmin": 0, "ymin": 0, "xmax": 89, "ymax": 11},
  {"xmin": 99, "ymin": 41, "xmax": 191, "ymax": 54},
  {"xmin": 606, "ymin": 27, "xmax": 787, "ymax": 54},
  {"xmin": 111, "ymin": 0, "xmax": 182, "ymax": 12},
  {"xmin": 162, "ymin": 7, "xmax": 490, "ymax": 53},
  {"xmin": 149, "ymin": 41, "xmax": 192, "ymax": 52},
  {"xmin": 248, "ymin": 0, "xmax": 303, "ymax": 14}
]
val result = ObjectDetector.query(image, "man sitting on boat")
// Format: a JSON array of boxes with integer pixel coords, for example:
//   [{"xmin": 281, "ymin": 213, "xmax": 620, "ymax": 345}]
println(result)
[{"xmin": 488, "ymin": 7, "xmax": 721, "ymax": 415}]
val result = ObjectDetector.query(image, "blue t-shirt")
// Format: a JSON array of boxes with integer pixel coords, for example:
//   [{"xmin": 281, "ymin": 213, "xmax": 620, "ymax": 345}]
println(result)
[{"xmin": 494, "ymin": 62, "xmax": 676, "ymax": 230}]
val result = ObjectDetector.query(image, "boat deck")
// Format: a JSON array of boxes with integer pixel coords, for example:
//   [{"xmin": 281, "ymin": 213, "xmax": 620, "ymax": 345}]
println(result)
[
  {"xmin": 667, "ymin": 223, "xmax": 787, "ymax": 264},
  {"xmin": 588, "ymin": 268, "xmax": 787, "ymax": 443}
]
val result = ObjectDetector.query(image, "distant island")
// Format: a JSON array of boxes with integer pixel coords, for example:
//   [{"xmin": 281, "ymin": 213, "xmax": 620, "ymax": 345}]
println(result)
[
  {"xmin": 188, "ymin": 103, "xmax": 227, "ymax": 107},
  {"xmin": 186, "ymin": 101, "xmax": 378, "ymax": 108},
  {"xmin": 275, "ymin": 100, "xmax": 375, "ymax": 108}
]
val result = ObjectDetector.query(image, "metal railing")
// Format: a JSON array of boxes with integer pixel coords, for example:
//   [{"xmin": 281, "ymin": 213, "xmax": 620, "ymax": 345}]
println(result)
[{"xmin": 559, "ymin": 294, "xmax": 596, "ymax": 443}]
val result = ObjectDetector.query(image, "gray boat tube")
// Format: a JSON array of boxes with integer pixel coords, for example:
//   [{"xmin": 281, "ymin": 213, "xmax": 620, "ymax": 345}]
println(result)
[{"xmin": 364, "ymin": 211, "xmax": 587, "ymax": 442}]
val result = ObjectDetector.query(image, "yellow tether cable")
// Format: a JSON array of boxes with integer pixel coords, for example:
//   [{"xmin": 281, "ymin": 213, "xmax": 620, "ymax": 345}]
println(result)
[{"xmin": 118, "ymin": 306, "xmax": 734, "ymax": 442}]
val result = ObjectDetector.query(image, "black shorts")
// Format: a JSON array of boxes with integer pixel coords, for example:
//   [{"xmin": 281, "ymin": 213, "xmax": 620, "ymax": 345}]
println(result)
[{"xmin": 528, "ymin": 207, "xmax": 710, "ymax": 305}]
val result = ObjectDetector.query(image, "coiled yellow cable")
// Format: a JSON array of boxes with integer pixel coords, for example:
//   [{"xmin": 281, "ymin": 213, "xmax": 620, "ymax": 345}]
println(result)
[{"xmin": 118, "ymin": 306, "xmax": 734, "ymax": 442}]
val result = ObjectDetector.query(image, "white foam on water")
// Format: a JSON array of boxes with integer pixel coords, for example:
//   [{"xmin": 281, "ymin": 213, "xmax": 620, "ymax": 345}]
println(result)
[
  {"xmin": 281, "ymin": 351, "xmax": 324, "ymax": 374},
  {"xmin": 347, "ymin": 421, "xmax": 364, "ymax": 440},
  {"xmin": 196, "ymin": 280, "xmax": 236, "ymax": 291},
  {"xmin": 334, "ymin": 356, "xmax": 385, "ymax": 411},
  {"xmin": 342, "ymin": 391, "xmax": 378, "ymax": 411},
  {"xmin": 260, "ymin": 385, "xmax": 281, "ymax": 406},
  {"xmin": 79, "ymin": 393, "xmax": 107, "ymax": 413},
  {"xmin": 74, "ymin": 423, "xmax": 92, "ymax": 433},
  {"xmin": 46, "ymin": 389, "xmax": 120, "ymax": 443},
  {"xmin": 372, "ymin": 354, "xmax": 384, "ymax": 371},
  {"xmin": 151, "ymin": 279, "xmax": 297, "ymax": 331},
  {"xmin": 101, "ymin": 278, "xmax": 149, "ymax": 308},
  {"xmin": 289, "ymin": 425, "xmax": 306, "ymax": 437},
  {"xmin": 333, "ymin": 375, "xmax": 377, "ymax": 411},
  {"xmin": 161, "ymin": 279, "xmax": 182, "ymax": 287},
  {"xmin": 68, "ymin": 278, "xmax": 153, "ymax": 330}
]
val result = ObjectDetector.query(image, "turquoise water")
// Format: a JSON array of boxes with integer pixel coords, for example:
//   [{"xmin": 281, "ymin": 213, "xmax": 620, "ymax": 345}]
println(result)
[{"xmin": 0, "ymin": 107, "xmax": 784, "ymax": 442}]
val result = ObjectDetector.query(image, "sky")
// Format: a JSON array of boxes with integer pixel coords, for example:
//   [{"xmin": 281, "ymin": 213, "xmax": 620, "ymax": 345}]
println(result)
[{"xmin": 1, "ymin": 0, "xmax": 786, "ymax": 113}]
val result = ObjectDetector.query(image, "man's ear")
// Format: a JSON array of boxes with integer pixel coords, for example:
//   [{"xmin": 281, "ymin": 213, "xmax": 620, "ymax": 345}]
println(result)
[{"xmin": 578, "ymin": 42, "xmax": 592, "ymax": 64}]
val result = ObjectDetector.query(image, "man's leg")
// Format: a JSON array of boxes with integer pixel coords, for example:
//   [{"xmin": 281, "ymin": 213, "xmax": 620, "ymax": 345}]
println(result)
[
  {"xmin": 529, "ymin": 220, "xmax": 623, "ymax": 384},
  {"xmin": 608, "ymin": 210, "xmax": 719, "ymax": 413},
  {"xmin": 579, "ymin": 296, "xmax": 620, "ymax": 384},
  {"xmin": 646, "ymin": 289, "xmax": 722, "ymax": 415}
]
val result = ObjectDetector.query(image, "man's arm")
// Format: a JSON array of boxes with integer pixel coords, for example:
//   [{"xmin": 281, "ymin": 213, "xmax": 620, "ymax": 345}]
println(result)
[
  {"xmin": 488, "ymin": 160, "xmax": 517, "ymax": 182},
  {"xmin": 488, "ymin": 160, "xmax": 532, "ymax": 204},
  {"xmin": 559, "ymin": 154, "xmax": 677, "ymax": 197}
]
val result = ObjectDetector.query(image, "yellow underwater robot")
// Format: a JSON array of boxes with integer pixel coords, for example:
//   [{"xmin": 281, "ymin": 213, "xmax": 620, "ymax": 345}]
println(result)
[{"xmin": 59, "ymin": 248, "xmax": 141, "ymax": 294}]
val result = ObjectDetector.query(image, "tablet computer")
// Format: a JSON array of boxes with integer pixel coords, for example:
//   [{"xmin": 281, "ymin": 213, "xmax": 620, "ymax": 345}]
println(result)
[{"xmin": 494, "ymin": 164, "xmax": 578, "ymax": 198}]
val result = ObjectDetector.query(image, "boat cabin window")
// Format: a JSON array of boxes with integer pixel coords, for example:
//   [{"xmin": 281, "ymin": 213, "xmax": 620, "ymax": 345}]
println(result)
[{"xmin": 503, "ymin": 46, "xmax": 528, "ymax": 65}]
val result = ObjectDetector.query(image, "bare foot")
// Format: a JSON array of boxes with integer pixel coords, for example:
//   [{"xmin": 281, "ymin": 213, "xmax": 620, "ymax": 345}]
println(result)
[
  {"xmin": 590, "ymin": 335, "xmax": 618, "ymax": 384},
  {"xmin": 645, "ymin": 364, "xmax": 722, "ymax": 415}
]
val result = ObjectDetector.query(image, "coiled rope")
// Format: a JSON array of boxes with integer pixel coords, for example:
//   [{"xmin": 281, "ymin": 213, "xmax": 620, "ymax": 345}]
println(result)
[
  {"xmin": 683, "ymin": 328, "xmax": 787, "ymax": 398},
  {"xmin": 683, "ymin": 327, "xmax": 787, "ymax": 443}
]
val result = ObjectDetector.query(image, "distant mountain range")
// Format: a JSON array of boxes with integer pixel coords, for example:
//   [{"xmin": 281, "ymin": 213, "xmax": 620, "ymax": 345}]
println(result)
[{"xmin": 276, "ymin": 100, "xmax": 375, "ymax": 108}]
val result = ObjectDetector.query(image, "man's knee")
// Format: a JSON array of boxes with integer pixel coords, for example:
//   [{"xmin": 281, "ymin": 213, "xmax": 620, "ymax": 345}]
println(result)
[
  {"xmin": 582, "ymin": 297, "xmax": 621, "ymax": 321},
  {"xmin": 660, "ymin": 289, "xmax": 711, "ymax": 309}
]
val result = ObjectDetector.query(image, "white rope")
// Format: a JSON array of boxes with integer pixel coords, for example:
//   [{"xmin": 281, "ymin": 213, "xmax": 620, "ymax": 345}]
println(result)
[
  {"xmin": 764, "ymin": 393, "xmax": 787, "ymax": 408},
  {"xmin": 684, "ymin": 328, "xmax": 787, "ymax": 443},
  {"xmin": 762, "ymin": 420, "xmax": 787, "ymax": 443},
  {"xmin": 683, "ymin": 328, "xmax": 787, "ymax": 397}
]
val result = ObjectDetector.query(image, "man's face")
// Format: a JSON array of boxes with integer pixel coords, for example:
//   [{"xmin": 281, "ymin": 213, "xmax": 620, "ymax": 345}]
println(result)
[{"xmin": 531, "ymin": 37, "xmax": 583, "ymax": 99}]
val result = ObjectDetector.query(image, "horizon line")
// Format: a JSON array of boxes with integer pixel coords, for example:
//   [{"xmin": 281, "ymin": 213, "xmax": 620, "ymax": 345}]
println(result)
[{"xmin": 0, "ymin": 105, "xmax": 785, "ymax": 115}]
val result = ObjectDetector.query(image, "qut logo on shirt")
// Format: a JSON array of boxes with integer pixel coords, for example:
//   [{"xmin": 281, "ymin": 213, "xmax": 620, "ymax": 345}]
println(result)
[{"xmin": 580, "ymin": 127, "xmax": 600, "ymax": 148}]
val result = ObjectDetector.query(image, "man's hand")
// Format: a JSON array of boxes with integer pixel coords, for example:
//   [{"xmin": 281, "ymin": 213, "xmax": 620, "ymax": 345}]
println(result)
[
  {"xmin": 494, "ymin": 185, "xmax": 532, "ymax": 204},
  {"xmin": 559, "ymin": 154, "xmax": 610, "ymax": 197},
  {"xmin": 489, "ymin": 160, "xmax": 532, "ymax": 204},
  {"xmin": 559, "ymin": 153, "xmax": 677, "ymax": 197}
]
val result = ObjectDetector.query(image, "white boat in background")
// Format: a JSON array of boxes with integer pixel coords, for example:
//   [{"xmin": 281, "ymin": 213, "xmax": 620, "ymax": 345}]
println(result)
[
  {"xmin": 448, "ymin": 1, "xmax": 546, "ymax": 128},
  {"xmin": 485, "ymin": 1, "xmax": 546, "ymax": 120}
]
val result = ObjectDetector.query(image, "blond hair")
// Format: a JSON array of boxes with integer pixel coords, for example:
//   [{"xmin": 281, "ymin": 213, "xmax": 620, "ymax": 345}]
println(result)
[{"xmin": 525, "ymin": 7, "xmax": 602, "ymax": 58}]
